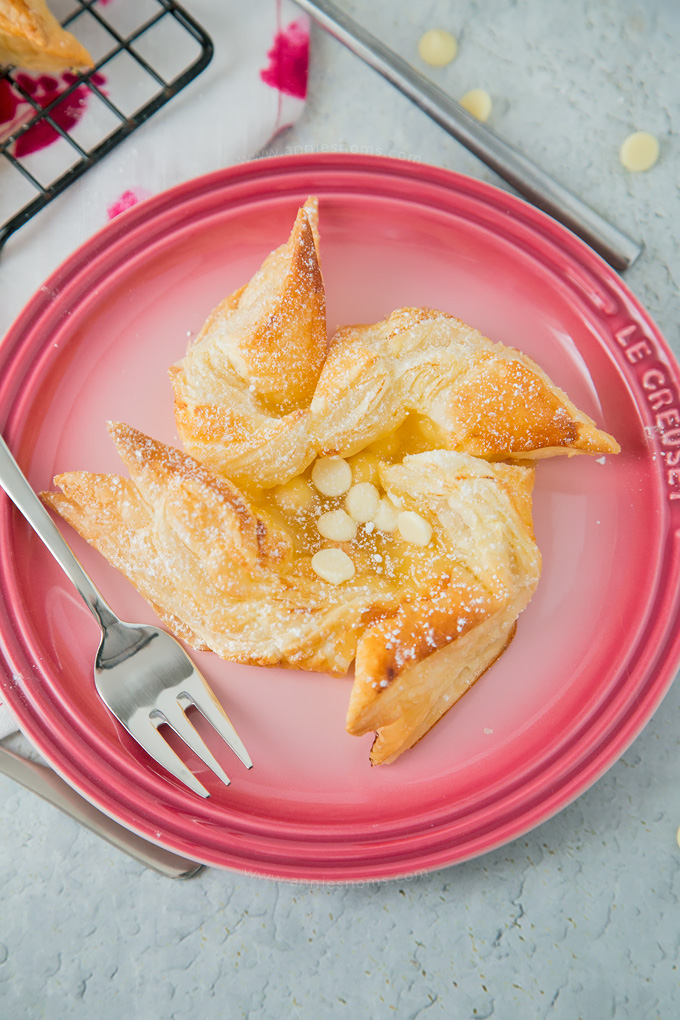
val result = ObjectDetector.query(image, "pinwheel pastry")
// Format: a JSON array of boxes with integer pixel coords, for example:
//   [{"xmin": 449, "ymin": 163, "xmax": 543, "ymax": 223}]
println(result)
[
  {"xmin": 44, "ymin": 199, "xmax": 619, "ymax": 764},
  {"xmin": 0, "ymin": 0, "xmax": 92, "ymax": 72}
]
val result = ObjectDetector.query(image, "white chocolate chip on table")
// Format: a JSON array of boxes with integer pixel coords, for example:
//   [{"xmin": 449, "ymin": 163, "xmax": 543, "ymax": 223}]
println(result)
[
  {"xmin": 311, "ymin": 547, "xmax": 356, "ymax": 584},
  {"xmin": 312, "ymin": 456, "xmax": 353, "ymax": 496},
  {"xmin": 619, "ymin": 131, "xmax": 660, "ymax": 172},
  {"xmin": 418, "ymin": 28, "xmax": 458, "ymax": 67},
  {"xmin": 460, "ymin": 88, "xmax": 492, "ymax": 122}
]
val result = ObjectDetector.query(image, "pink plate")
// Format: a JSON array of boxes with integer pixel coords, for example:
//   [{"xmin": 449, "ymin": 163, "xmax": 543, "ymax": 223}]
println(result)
[{"xmin": 2, "ymin": 155, "xmax": 680, "ymax": 882}]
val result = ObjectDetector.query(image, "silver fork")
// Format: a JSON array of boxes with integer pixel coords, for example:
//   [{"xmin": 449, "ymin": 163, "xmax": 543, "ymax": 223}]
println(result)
[{"xmin": 0, "ymin": 432, "xmax": 252, "ymax": 798}]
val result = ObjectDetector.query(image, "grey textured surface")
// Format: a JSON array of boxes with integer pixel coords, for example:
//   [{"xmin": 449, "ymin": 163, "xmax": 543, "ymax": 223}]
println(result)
[{"xmin": 1, "ymin": 1, "xmax": 680, "ymax": 1017}]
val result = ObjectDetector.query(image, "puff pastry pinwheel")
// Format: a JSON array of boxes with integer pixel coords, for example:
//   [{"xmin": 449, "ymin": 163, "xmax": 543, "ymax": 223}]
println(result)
[
  {"xmin": 0, "ymin": 0, "xmax": 92, "ymax": 72},
  {"xmin": 170, "ymin": 197, "xmax": 326, "ymax": 490},
  {"xmin": 43, "ymin": 426, "xmax": 540, "ymax": 764},
  {"xmin": 43, "ymin": 198, "xmax": 620, "ymax": 766}
]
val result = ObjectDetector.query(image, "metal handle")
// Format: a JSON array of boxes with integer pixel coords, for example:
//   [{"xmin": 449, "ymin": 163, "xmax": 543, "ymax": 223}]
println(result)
[
  {"xmin": 0, "ymin": 744, "xmax": 202, "ymax": 878},
  {"xmin": 0, "ymin": 433, "xmax": 114, "ymax": 629},
  {"xmin": 295, "ymin": 0, "xmax": 643, "ymax": 271}
]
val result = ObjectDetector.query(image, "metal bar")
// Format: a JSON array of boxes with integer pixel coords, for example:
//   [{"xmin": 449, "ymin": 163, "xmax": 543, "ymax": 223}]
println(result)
[
  {"xmin": 295, "ymin": 0, "xmax": 643, "ymax": 271},
  {"xmin": 0, "ymin": 744, "xmax": 203, "ymax": 878}
]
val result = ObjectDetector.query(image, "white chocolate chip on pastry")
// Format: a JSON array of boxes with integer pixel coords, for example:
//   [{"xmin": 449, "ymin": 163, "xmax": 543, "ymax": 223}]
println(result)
[
  {"xmin": 312, "ymin": 456, "xmax": 352, "ymax": 496},
  {"xmin": 348, "ymin": 451, "xmax": 380, "ymax": 485},
  {"xmin": 317, "ymin": 509, "xmax": 357, "ymax": 542},
  {"xmin": 44, "ymin": 430, "xmax": 544, "ymax": 763},
  {"xmin": 397, "ymin": 510, "xmax": 433, "ymax": 546},
  {"xmin": 373, "ymin": 496, "xmax": 399, "ymax": 533},
  {"xmin": 345, "ymin": 482, "xmax": 380, "ymax": 524},
  {"xmin": 274, "ymin": 476, "xmax": 314, "ymax": 511},
  {"xmin": 311, "ymin": 548, "xmax": 355, "ymax": 584}
]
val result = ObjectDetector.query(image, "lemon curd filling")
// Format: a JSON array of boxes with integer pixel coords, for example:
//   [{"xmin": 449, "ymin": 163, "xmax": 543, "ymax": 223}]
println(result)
[{"xmin": 249, "ymin": 413, "xmax": 454, "ymax": 591}]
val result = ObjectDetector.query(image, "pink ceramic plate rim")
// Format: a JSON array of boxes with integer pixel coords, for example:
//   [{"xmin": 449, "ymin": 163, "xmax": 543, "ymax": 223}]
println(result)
[{"xmin": 1, "ymin": 154, "xmax": 680, "ymax": 882}]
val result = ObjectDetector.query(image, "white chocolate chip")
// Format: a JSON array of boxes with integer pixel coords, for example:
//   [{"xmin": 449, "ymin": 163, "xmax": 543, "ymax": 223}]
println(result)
[
  {"xmin": 345, "ymin": 482, "xmax": 381, "ymax": 524},
  {"xmin": 311, "ymin": 548, "xmax": 355, "ymax": 584},
  {"xmin": 418, "ymin": 28, "xmax": 458, "ymax": 66},
  {"xmin": 460, "ymin": 88, "xmax": 492, "ymax": 122},
  {"xmin": 316, "ymin": 509, "xmax": 357, "ymax": 542},
  {"xmin": 274, "ymin": 476, "xmax": 314, "ymax": 511},
  {"xmin": 619, "ymin": 131, "xmax": 659, "ymax": 172},
  {"xmin": 348, "ymin": 451, "xmax": 380, "ymax": 484},
  {"xmin": 311, "ymin": 457, "xmax": 352, "ymax": 497},
  {"xmin": 397, "ymin": 510, "xmax": 433, "ymax": 546},
  {"xmin": 373, "ymin": 496, "xmax": 399, "ymax": 533}
]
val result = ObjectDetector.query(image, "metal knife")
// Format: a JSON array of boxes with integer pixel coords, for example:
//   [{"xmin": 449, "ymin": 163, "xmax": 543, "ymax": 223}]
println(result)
[
  {"xmin": 0, "ymin": 743, "xmax": 203, "ymax": 879},
  {"xmin": 295, "ymin": 0, "xmax": 642, "ymax": 271}
]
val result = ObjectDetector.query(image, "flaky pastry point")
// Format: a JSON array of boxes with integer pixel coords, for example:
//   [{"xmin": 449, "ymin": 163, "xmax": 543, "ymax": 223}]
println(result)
[
  {"xmin": 170, "ymin": 197, "xmax": 326, "ymax": 489},
  {"xmin": 41, "ymin": 423, "xmax": 401, "ymax": 676},
  {"xmin": 346, "ymin": 451, "xmax": 541, "ymax": 764},
  {"xmin": 310, "ymin": 307, "xmax": 620, "ymax": 462}
]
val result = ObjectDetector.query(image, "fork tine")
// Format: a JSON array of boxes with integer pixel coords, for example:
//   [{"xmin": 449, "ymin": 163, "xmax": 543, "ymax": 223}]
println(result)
[
  {"xmin": 179, "ymin": 681, "xmax": 254, "ymax": 770},
  {"xmin": 155, "ymin": 700, "xmax": 232, "ymax": 788},
  {"xmin": 125, "ymin": 712, "xmax": 210, "ymax": 799}
]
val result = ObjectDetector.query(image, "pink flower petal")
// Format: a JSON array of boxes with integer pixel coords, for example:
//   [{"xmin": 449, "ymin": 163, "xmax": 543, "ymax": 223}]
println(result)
[
  {"xmin": 259, "ymin": 17, "xmax": 309, "ymax": 99},
  {"xmin": 1, "ymin": 72, "xmax": 107, "ymax": 157},
  {"xmin": 107, "ymin": 188, "xmax": 151, "ymax": 220}
]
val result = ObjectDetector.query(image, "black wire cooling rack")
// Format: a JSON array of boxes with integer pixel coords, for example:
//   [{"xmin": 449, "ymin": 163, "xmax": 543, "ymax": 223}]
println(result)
[{"xmin": 0, "ymin": 0, "xmax": 213, "ymax": 251}]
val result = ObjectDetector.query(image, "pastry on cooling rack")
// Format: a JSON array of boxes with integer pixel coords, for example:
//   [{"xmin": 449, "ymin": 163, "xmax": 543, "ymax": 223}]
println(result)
[
  {"xmin": 0, "ymin": 0, "xmax": 92, "ymax": 72},
  {"xmin": 43, "ymin": 424, "xmax": 541, "ymax": 765},
  {"xmin": 43, "ymin": 198, "xmax": 619, "ymax": 765}
]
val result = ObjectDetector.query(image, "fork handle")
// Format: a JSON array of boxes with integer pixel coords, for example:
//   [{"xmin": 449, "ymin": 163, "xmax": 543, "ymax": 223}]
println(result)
[
  {"xmin": 0, "ymin": 433, "xmax": 115, "ymax": 630},
  {"xmin": 295, "ymin": 0, "xmax": 643, "ymax": 271}
]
